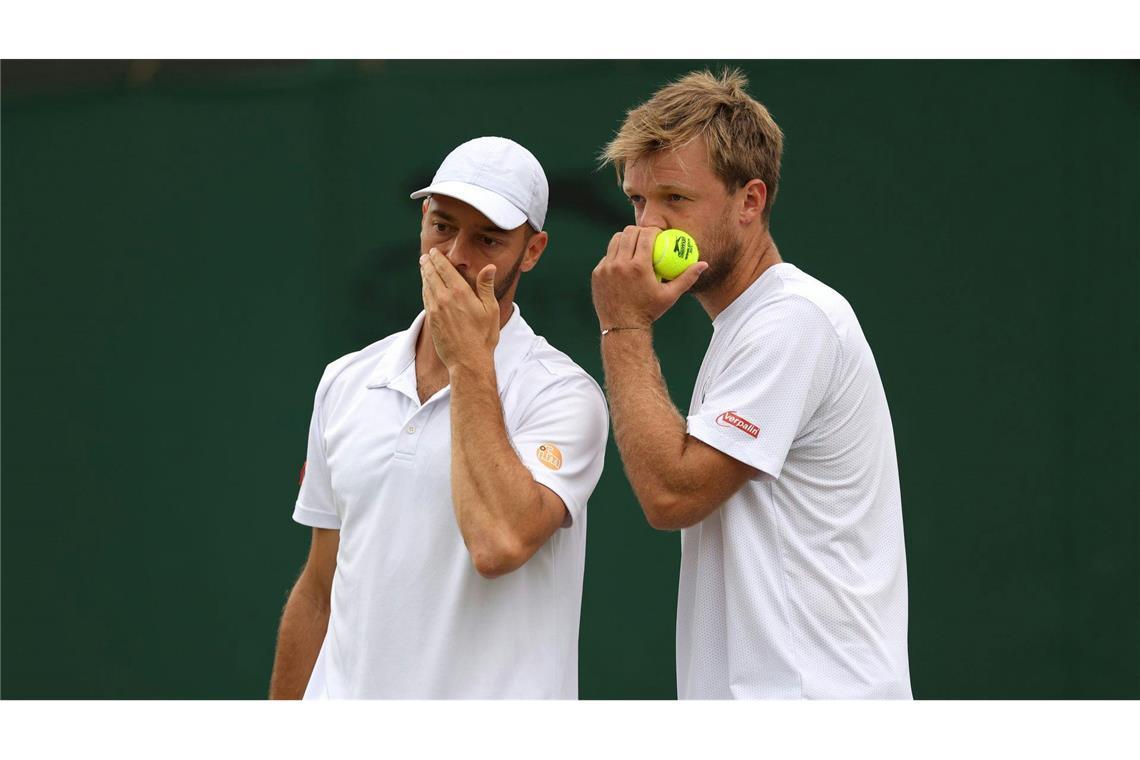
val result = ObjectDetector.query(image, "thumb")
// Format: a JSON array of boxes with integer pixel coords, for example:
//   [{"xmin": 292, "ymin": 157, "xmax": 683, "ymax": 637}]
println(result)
[
  {"xmin": 663, "ymin": 261, "xmax": 708, "ymax": 299},
  {"xmin": 477, "ymin": 264, "xmax": 498, "ymax": 306}
]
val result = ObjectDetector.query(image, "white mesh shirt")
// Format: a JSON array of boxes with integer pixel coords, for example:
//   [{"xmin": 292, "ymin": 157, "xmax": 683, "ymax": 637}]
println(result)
[{"xmin": 679, "ymin": 263, "xmax": 911, "ymax": 699}]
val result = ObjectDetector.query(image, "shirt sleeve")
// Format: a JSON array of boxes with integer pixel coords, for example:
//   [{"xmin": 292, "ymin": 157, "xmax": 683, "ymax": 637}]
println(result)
[
  {"xmin": 686, "ymin": 296, "xmax": 840, "ymax": 480},
  {"xmin": 293, "ymin": 362, "xmax": 342, "ymax": 530},
  {"xmin": 509, "ymin": 373, "xmax": 610, "ymax": 528}
]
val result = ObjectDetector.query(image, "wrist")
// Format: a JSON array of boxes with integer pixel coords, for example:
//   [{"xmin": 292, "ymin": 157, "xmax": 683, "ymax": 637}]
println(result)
[
  {"xmin": 598, "ymin": 314, "xmax": 653, "ymax": 331},
  {"xmin": 449, "ymin": 356, "xmax": 496, "ymax": 385},
  {"xmin": 601, "ymin": 325, "xmax": 652, "ymax": 337}
]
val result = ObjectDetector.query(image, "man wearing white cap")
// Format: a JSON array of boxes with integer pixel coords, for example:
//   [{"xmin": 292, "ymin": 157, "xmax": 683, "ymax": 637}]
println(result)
[{"xmin": 269, "ymin": 137, "xmax": 609, "ymax": 699}]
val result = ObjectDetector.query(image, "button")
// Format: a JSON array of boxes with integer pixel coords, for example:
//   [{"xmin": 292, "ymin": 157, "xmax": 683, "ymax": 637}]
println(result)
[{"xmin": 406, "ymin": 425, "xmax": 416, "ymax": 434}]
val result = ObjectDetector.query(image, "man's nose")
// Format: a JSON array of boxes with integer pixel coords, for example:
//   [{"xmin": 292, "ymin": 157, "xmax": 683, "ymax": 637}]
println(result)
[
  {"xmin": 639, "ymin": 202, "xmax": 668, "ymax": 230},
  {"xmin": 441, "ymin": 236, "xmax": 470, "ymax": 268}
]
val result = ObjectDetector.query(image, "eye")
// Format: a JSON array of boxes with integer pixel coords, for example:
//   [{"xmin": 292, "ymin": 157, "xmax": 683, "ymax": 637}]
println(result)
[
  {"xmin": 481, "ymin": 236, "xmax": 502, "ymax": 248},
  {"xmin": 432, "ymin": 222, "xmax": 451, "ymax": 234},
  {"xmin": 667, "ymin": 193, "xmax": 687, "ymax": 202},
  {"xmin": 627, "ymin": 195, "xmax": 645, "ymax": 205}
]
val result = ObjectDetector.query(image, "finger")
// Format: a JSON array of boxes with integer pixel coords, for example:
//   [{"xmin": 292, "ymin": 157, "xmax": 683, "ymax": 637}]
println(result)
[
  {"xmin": 428, "ymin": 248, "xmax": 466, "ymax": 290},
  {"xmin": 617, "ymin": 225, "xmax": 642, "ymax": 261},
  {"xmin": 604, "ymin": 231, "xmax": 624, "ymax": 262},
  {"xmin": 635, "ymin": 226, "xmax": 661, "ymax": 266},
  {"xmin": 662, "ymin": 261, "xmax": 709, "ymax": 300},
  {"xmin": 420, "ymin": 253, "xmax": 446, "ymax": 306},
  {"xmin": 420, "ymin": 257, "xmax": 439, "ymax": 309},
  {"xmin": 476, "ymin": 264, "xmax": 498, "ymax": 311}
]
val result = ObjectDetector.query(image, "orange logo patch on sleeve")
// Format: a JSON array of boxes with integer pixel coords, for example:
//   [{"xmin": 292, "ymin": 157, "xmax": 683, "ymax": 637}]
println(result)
[
  {"xmin": 299, "ymin": 460, "xmax": 307, "ymax": 485},
  {"xmin": 536, "ymin": 443, "xmax": 563, "ymax": 471}
]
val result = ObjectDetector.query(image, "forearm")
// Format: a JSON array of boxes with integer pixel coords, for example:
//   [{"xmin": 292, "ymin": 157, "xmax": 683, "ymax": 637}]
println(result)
[
  {"xmin": 268, "ymin": 579, "xmax": 330, "ymax": 699},
  {"xmin": 601, "ymin": 329, "xmax": 700, "ymax": 523},
  {"xmin": 449, "ymin": 362, "xmax": 545, "ymax": 576}
]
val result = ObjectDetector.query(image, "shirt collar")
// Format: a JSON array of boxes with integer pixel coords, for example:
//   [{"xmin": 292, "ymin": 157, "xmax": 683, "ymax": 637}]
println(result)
[
  {"xmin": 366, "ymin": 311, "xmax": 424, "ymax": 390},
  {"xmin": 366, "ymin": 302, "xmax": 535, "ymax": 397}
]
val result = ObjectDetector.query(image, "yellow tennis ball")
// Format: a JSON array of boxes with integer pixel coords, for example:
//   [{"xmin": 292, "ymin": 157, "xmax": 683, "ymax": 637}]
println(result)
[{"xmin": 652, "ymin": 229, "xmax": 700, "ymax": 282}]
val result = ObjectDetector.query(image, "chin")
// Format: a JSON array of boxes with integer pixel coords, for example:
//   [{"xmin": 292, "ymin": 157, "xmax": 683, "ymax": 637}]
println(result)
[{"xmin": 688, "ymin": 264, "xmax": 726, "ymax": 294}]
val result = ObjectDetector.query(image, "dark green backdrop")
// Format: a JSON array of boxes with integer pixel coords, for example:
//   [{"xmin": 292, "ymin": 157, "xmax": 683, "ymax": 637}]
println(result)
[{"xmin": 3, "ymin": 60, "xmax": 1138, "ymax": 699}]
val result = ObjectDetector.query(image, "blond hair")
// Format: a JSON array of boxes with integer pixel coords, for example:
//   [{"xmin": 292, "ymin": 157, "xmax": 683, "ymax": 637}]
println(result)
[{"xmin": 602, "ymin": 68, "xmax": 785, "ymax": 222}]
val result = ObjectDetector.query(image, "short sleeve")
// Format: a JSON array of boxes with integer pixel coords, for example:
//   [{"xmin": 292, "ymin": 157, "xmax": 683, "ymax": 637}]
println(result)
[
  {"xmin": 686, "ymin": 297, "xmax": 840, "ymax": 480},
  {"xmin": 293, "ymin": 363, "xmax": 342, "ymax": 530},
  {"xmin": 510, "ymin": 374, "xmax": 609, "ymax": 528}
]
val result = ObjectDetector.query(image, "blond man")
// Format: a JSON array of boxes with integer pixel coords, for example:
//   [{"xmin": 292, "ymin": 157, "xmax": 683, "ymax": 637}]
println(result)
[{"xmin": 591, "ymin": 70, "xmax": 911, "ymax": 699}]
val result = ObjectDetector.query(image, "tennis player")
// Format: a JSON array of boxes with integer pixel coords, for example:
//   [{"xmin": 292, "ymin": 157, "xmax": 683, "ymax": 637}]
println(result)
[
  {"xmin": 270, "ymin": 137, "xmax": 609, "ymax": 699},
  {"xmin": 591, "ymin": 70, "xmax": 912, "ymax": 698}
]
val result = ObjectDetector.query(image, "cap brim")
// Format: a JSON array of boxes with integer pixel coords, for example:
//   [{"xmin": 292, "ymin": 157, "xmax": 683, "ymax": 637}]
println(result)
[{"xmin": 410, "ymin": 181, "xmax": 528, "ymax": 231}]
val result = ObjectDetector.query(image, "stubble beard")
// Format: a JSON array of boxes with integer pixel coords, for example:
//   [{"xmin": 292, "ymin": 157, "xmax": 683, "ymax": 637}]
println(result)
[
  {"xmin": 493, "ymin": 250, "xmax": 525, "ymax": 301},
  {"xmin": 457, "ymin": 248, "xmax": 525, "ymax": 302},
  {"xmin": 689, "ymin": 222, "xmax": 742, "ymax": 294}
]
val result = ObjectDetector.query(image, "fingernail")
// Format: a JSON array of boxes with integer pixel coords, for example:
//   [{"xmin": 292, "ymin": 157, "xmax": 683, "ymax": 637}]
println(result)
[{"xmin": 419, "ymin": 255, "xmax": 427, "ymax": 265}]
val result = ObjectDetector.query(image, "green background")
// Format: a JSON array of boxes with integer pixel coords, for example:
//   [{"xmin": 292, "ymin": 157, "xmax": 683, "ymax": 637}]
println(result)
[{"xmin": 3, "ymin": 60, "xmax": 1138, "ymax": 699}]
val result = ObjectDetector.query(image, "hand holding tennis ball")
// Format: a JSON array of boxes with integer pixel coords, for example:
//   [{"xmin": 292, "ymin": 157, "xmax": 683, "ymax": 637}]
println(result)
[
  {"xmin": 653, "ymin": 229, "xmax": 700, "ymax": 282},
  {"xmin": 591, "ymin": 225, "xmax": 707, "ymax": 333}
]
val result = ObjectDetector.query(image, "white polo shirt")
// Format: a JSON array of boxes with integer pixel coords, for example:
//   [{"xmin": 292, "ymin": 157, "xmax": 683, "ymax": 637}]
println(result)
[
  {"xmin": 293, "ymin": 304, "xmax": 608, "ymax": 699},
  {"xmin": 679, "ymin": 263, "xmax": 911, "ymax": 699}
]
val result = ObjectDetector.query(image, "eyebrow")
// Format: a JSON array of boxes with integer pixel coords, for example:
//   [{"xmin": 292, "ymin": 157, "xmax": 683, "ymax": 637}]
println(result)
[
  {"xmin": 622, "ymin": 182, "xmax": 696, "ymax": 196},
  {"xmin": 431, "ymin": 209, "xmax": 509, "ymax": 235}
]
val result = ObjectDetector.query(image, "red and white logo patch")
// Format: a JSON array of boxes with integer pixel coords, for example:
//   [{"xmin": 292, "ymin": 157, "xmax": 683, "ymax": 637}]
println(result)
[{"xmin": 716, "ymin": 411, "xmax": 760, "ymax": 439}]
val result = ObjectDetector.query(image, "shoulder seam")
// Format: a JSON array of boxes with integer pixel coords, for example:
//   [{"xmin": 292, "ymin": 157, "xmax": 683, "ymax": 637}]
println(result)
[
  {"xmin": 314, "ymin": 331, "xmax": 403, "ymax": 432},
  {"xmin": 778, "ymin": 293, "xmax": 846, "ymax": 402},
  {"xmin": 724, "ymin": 292, "xmax": 845, "ymax": 394}
]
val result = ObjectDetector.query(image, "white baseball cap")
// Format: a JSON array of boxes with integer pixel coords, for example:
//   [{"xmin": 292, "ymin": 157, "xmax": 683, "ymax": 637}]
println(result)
[{"xmin": 410, "ymin": 136, "xmax": 549, "ymax": 232}]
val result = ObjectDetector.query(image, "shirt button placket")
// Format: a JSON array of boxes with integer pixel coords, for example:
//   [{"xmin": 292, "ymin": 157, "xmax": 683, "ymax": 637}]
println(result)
[{"xmin": 396, "ymin": 406, "xmax": 433, "ymax": 458}]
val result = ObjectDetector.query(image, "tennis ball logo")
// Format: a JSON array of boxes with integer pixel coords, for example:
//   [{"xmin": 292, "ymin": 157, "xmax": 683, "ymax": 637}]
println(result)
[{"xmin": 652, "ymin": 229, "xmax": 700, "ymax": 282}]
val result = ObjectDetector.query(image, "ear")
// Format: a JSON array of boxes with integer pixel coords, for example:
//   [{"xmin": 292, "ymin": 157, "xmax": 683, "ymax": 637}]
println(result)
[
  {"xmin": 738, "ymin": 179, "xmax": 768, "ymax": 226},
  {"xmin": 519, "ymin": 230, "xmax": 549, "ymax": 273},
  {"xmin": 419, "ymin": 199, "xmax": 431, "ymax": 241}
]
